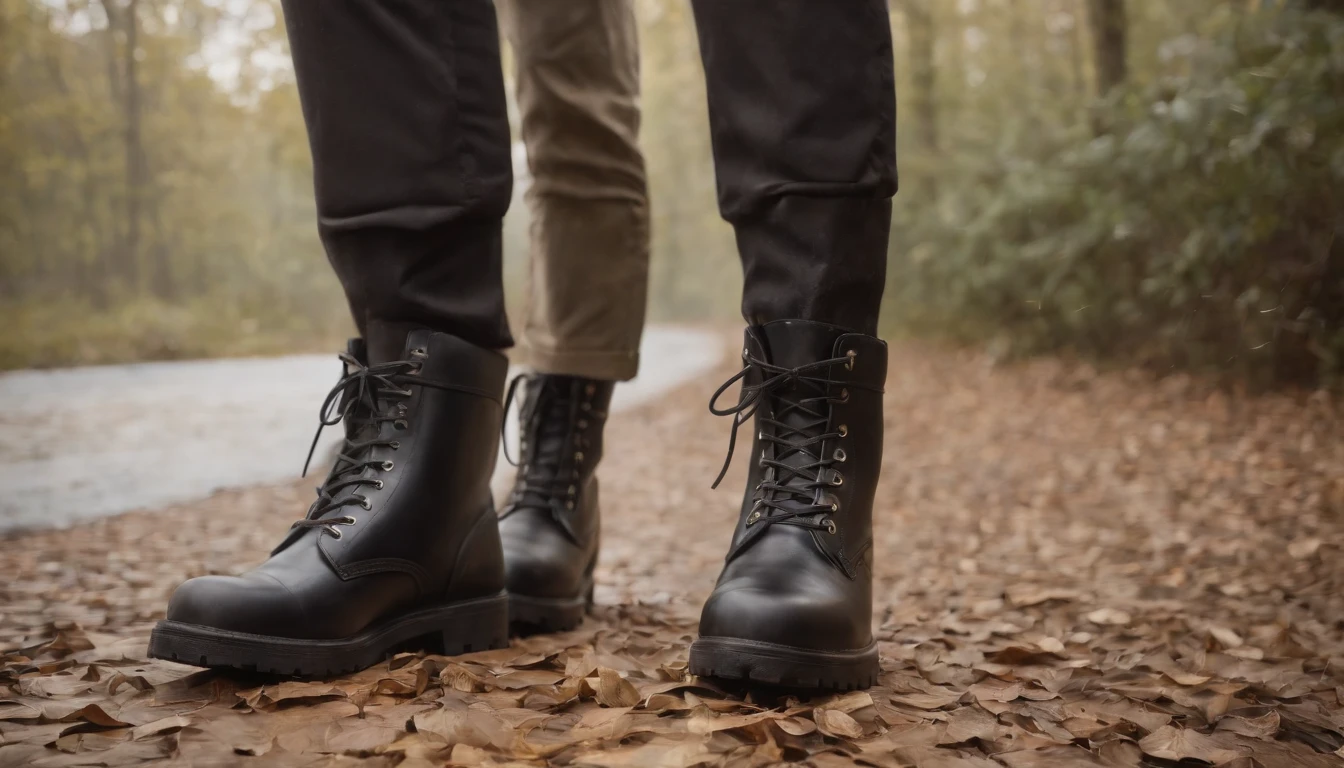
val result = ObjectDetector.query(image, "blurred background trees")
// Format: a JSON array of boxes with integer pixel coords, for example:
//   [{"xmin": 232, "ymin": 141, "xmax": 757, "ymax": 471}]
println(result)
[{"xmin": 2, "ymin": 0, "xmax": 1341, "ymax": 388}]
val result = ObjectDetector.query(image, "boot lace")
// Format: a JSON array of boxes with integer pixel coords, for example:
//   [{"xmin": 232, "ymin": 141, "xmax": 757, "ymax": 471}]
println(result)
[
  {"xmin": 709, "ymin": 347, "xmax": 856, "ymax": 535},
  {"xmin": 290, "ymin": 351, "xmax": 421, "ymax": 539},
  {"xmin": 500, "ymin": 375, "xmax": 602, "ymax": 515}
]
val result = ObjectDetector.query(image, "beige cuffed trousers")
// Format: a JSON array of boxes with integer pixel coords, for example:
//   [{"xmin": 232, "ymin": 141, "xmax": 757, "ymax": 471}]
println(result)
[{"xmin": 497, "ymin": 0, "xmax": 650, "ymax": 382}]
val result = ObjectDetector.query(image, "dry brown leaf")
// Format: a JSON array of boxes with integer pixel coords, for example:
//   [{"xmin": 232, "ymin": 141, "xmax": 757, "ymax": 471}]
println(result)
[
  {"xmin": 687, "ymin": 708, "xmax": 784, "ymax": 735},
  {"xmin": 814, "ymin": 708, "xmax": 864, "ymax": 739},
  {"xmin": 129, "ymin": 713, "xmax": 191, "ymax": 741},
  {"xmin": 1086, "ymin": 608, "xmax": 1132, "ymax": 626},
  {"xmin": 1216, "ymin": 707, "xmax": 1281, "ymax": 740},
  {"xmin": 775, "ymin": 716, "xmax": 817, "ymax": 736},
  {"xmin": 1210, "ymin": 626, "xmax": 1245, "ymax": 649},
  {"xmin": 1139, "ymin": 725, "xmax": 1248, "ymax": 764},
  {"xmin": 815, "ymin": 690, "xmax": 874, "ymax": 714},
  {"xmin": 594, "ymin": 668, "xmax": 640, "ymax": 708},
  {"xmin": 239, "ymin": 680, "xmax": 345, "ymax": 709}
]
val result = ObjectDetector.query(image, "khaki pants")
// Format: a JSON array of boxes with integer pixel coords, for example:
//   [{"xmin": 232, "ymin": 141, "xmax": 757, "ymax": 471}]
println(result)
[{"xmin": 498, "ymin": 0, "xmax": 649, "ymax": 382}]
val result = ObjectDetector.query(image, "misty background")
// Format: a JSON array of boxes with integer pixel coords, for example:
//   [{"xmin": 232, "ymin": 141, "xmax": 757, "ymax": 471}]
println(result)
[{"xmin": 2, "ymin": 0, "xmax": 1341, "ymax": 390}]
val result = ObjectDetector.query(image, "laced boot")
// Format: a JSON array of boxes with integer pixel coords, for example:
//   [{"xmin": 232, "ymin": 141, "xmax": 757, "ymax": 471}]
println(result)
[
  {"xmin": 499, "ymin": 374, "xmax": 613, "ymax": 632},
  {"xmin": 689, "ymin": 320, "xmax": 887, "ymax": 690},
  {"xmin": 149, "ymin": 325, "xmax": 511, "ymax": 675}
]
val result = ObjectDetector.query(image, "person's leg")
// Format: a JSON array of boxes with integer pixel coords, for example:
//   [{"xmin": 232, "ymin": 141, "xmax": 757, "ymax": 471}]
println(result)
[
  {"xmin": 494, "ymin": 0, "xmax": 646, "ymax": 634},
  {"xmin": 149, "ymin": 0, "xmax": 515, "ymax": 674},
  {"xmin": 686, "ymin": 0, "xmax": 897, "ymax": 690},
  {"xmin": 289, "ymin": 0, "xmax": 515, "ymax": 358},
  {"xmin": 693, "ymin": 0, "xmax": 895, "ymax": 335},
  {"xmin": 499, "ymin": 0, "xmax": 649, "ymax": 381}
]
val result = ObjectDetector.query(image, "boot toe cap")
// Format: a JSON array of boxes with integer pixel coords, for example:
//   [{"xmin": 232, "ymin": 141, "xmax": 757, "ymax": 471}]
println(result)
[
  {"xmin": 502, "ymin": 547, "xmax": 587, "ymax": 600},
  {"xmin": 500, "ymin": 511, "xmax": 591, "ymax": 600},
  {"xmin": 166, "ymin": 573, "xmax": 308, "ymax": 637},
  {"xmin": 698, "ymin": 580, "xmax": 870, "ymax": 653}
]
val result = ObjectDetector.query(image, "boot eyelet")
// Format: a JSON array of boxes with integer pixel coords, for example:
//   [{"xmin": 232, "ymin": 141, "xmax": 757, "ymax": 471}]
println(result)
[
  {"xmin": 343, "ymin": 516, "xmax": 358, "ymax": 525},
  {"xmin": 390, "ymin": 441, "xmax": 400, "ymax": 450},
  {"xmin": 839, "ymin": 388, "xmax": 850, "ymax": 403},
  {"xmin": 373, "ymin": 480, "xmax": 384, "ymax": 490},
  {"xmin": 574, "ymin": 451, "xmax": 584, "ymax": 462},
  {"xmin": 830, "ymin": 502, "xmax": 839, "ymax": 512},
  {"xmin": 742, "ymin": 346, "xmax": 749, "ymax": 359},
  {"xmin": 837, "ymin": 425, "xmax": 848, "ymax": 438},
  {"xmin": 359, "ymin": 497, "xmax": 372, "ymax": 510},
  {"xmin": 565, "ymin": 501, "xmax": 575, "ymax": 510},
  {"xmin": 581, "ymin": 402, "xmax": 592, "ymax": 412},
  {"xmin": 410, "ymin": 347, "xmax": 427, "ymax": 358},
  {"xmin": 578, "ymin": 419, "xmax": 589, "ymax": 429},
  {"xmin": 568, "ymin": 485, "xmax": 577, "ymax": 496},
  {"xmin": 327, "ymin": 526, "xmax": 343, "ymax": 540},
  {"xmin": 831, "ymin": 472, "xmax": 844, "ymax": 487},
  {"xmin": 381, "ymin": 460, "xmax": 395, "ymax": 471},
  {"xmin": 845, "ymin": 350, "xmax": 857, "ymax": 370},
  {"xmin": 833, "ymin": 448, "xmax": 847, "ymax": 462},
  {"xmin": 394, "ymin": 419, "xmax": 409, "ymax": 430},
  {"xmin": 825, "ymin": 519, "xmax": 838, "ymax": 535},
  {"xmin": 747, "ymin": 510, "xmax": 762, "ymax": 525}
]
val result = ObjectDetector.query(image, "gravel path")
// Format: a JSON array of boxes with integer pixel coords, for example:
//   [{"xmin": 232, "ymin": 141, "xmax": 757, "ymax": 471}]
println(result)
[{"xmin": 0, "ymin": 326, "xmax": 721, "ymax": 532}]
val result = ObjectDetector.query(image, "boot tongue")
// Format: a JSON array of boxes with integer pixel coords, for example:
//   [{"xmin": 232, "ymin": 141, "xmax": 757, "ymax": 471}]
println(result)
[
  {"xmin": 757, "ymin": 321, "xmax": 848, "ymax": 510},
  {"xmin": 759, "ymin": 320, "xmax": 845, "ymax": 371},
  {"xmin": 366, "ymin": 320, "xmax": 425, "ymax": 365},
  {"xmin": 516, "ymin": 377, "xmax": 574, "ymax": 507},
  {"xmin": 346, "ymin": 337, "xmax": 368, "ymax": 366}
]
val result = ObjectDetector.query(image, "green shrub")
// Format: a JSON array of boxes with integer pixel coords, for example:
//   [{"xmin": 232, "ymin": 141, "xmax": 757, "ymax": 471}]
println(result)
[{"xmin": 887, "ymin": 7, "xmax": 1344, "ymax": 389}]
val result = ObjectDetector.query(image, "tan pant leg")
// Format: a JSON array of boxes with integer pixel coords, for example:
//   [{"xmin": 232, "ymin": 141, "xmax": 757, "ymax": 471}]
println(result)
[{"xmin": 497, "ymin": 0, "xmax": 649, "ymax": 382}]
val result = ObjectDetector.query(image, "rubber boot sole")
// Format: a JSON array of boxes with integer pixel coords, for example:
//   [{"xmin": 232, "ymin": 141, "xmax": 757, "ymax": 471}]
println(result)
[
  {"xmin": 147, "ymin": 592, "xmax": 509, "ymax": 677},
  {"xmin": 508, "ymin": 578, "xmax": 593, "ymax": 636},
  {"xmin": 688, "ymin": 636, "xmax": 879, "ymax": 691}
]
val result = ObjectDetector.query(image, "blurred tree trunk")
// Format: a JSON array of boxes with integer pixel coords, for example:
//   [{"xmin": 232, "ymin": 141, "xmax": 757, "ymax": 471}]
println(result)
[
  {"xmin": 903, "ymin": 0, "xmax": 940, "ymax": 196},
  {"xmin": 123, "ymin": 0, "xmax": 152, "ymax": 296},
  {"xmin": 1086, "ymin": 0, "xmax": 1126, "ymax": 94},
  {"xmin": 1070, "ymin": 0, "xmax": 1088, "ymax": 102}
]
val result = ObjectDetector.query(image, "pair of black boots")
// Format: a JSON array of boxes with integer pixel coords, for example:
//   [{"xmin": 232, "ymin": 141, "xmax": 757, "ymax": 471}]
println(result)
[{"xmin": 149, "ymin": 320, "xmax": 886, "ymax": 690}]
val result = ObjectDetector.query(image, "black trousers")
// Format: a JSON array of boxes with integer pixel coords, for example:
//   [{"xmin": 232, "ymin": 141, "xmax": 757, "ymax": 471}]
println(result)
[{"xmin": 280, "ymin": 0, "xmax": 897, "ymax": 349}]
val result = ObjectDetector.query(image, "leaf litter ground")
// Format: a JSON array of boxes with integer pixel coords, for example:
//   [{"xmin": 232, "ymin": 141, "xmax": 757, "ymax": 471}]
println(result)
[{"xmin": 2, "ymin": 338, "xmax": 1343, "ymax": 767}]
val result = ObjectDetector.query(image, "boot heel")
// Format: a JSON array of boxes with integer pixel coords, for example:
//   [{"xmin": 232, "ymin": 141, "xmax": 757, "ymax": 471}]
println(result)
[{"xmin": 437, "ymin": 594, "xmax": 510, "ymax": 655}]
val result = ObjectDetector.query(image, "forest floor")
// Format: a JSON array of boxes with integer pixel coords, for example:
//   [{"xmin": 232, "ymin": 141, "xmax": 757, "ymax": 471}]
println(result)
[{"xmin": 2, "ymin": 337, "xmax": 1343, "ymax": 767}]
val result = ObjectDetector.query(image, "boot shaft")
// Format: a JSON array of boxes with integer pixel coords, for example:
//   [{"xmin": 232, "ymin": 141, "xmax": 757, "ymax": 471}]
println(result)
[
  {"xmin": 728, "ymin": 320, "xmax": 887, "ymax": 574},
  {"xmin": 508, "ymin": 374, "xmax": 614, "ymax": 513},
  {"xmin": 283, "ymin": 328, "xmax": 510, "ymax": 594}
]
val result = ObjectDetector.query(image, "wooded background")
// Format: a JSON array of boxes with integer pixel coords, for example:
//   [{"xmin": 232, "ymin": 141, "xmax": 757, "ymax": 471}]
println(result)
[{"xmin": 2, "ymin": 0, "xmax": 1341, "ymax": 387}]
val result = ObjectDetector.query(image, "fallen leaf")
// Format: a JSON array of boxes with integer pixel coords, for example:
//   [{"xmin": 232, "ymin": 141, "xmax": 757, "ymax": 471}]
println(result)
[
  {"xmin": 815, "ymin": 708, "xmax": 864, "ymax": 739},
  {"xmin": 594, "ymin": 668, "xmax": 640, "ymax": 708},
  {"xmin": 1139, "ymin": 725, "xmax": 1247, "ymax": 764}
]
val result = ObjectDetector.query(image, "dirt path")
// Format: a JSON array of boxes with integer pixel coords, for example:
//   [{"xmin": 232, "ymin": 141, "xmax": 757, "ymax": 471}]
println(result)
[{"xmin": 2, "ymin": 338, "xmax": 1342, "ymax": 767}]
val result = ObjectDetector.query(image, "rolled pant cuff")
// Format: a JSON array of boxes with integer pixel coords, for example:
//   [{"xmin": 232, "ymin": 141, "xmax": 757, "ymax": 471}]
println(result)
[{"xmin": 519, "ymin": 343, "xmax": 640, "ymax": 382}]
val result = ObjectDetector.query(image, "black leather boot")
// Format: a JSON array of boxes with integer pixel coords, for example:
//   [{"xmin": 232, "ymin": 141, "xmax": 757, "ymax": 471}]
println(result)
[
  {"xmin": 149, "ymin": 326, "xmax": 511, "ymax": 676},
  {"xmin": 498, "ymin": 374, "xmax": 613, "ymax": 633},
  {"xmin": 689, "ymin": 320, "xmax": 887, "ymax": 690}
]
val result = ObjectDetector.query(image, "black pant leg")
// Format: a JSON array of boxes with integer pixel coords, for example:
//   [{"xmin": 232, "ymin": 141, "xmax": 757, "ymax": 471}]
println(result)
[
  {"xmin": 689, "ymin": 0, "xmax": 897, "ymax": 336},
  {"xmin": 281, "ymin": 0, "xmax": 514, "ymax": 349}
]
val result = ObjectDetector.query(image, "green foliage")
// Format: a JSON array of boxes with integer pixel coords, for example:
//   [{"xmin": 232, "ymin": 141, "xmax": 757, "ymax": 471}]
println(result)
[
  {"xmin": 0, "ymin": 295, "xmax": 349, "ymax": 369},
  {"xmin": 887, "ymin": 6, "xmax": 1344, "ymax": 388},
  {"xmin": 0, "ymin": 0, "xmax": 350, "ymax": 368}
]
